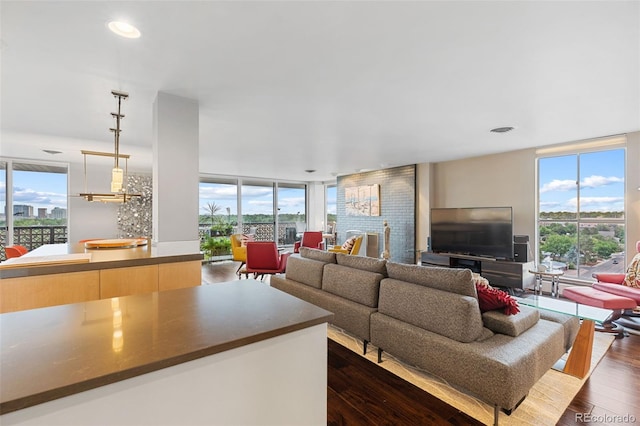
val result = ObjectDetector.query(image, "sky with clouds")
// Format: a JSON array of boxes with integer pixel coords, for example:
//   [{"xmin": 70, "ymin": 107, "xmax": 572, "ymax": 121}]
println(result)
[{"xmin": 539, "ymin": 148, "xmax": 625, "ymax": 213}]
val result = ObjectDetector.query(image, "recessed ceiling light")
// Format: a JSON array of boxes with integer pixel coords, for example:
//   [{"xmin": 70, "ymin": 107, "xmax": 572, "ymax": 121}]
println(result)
[
  {"xmin": 490, "ymin": 126, "xmax": 515, "ymax": 133},
  {"xmin": 108, "ymin": 21, "xmax": 141, "ymax": 39},
  {"xmin": 43, "ymin": 149, "xmax": 62, "ymax": 155}
]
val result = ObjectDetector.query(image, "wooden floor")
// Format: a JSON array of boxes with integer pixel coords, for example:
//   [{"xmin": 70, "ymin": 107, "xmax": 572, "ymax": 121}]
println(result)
[{"xmin": 202, "ymin": 261, "xmax": 640, "ymax": 425}]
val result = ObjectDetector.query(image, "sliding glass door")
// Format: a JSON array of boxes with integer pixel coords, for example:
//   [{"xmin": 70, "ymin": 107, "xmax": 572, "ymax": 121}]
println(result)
[
  {"xmin": 277, "ymin": 183, "xmax": 306, "ymax": 246},
  {"xmin": 241, "ymin": 180, "xmax": 275, "ymax": 241}
]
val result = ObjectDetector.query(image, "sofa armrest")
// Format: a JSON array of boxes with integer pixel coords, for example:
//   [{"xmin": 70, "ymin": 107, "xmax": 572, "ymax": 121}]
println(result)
[{"xmin": 482, "ymin": 306, "xmax": 539, "ymax": 337}]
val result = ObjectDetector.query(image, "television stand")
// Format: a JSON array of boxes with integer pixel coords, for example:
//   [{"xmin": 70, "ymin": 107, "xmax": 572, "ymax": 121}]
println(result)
[{"xmin": 420, "ymin": 252, "xmax": 535, "ymax": 290}]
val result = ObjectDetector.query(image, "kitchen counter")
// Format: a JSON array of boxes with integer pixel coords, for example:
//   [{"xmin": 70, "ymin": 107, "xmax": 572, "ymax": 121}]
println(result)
[
  {"xmin": 0, "ymin": 243, "xmax": 202, "ymax": 279},
  {"xmin": 0, "ymin": 280, "xmax": 334, "ymax": 424},
  {"xmin": 0, "ymin": 243, "xmax": 204, "ymax": 313}
]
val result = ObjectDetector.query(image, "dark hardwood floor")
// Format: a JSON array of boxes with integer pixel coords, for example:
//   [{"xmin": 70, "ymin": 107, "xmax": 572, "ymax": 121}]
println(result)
[
  {"xmin": 327, "ymin": 338, "xmax": 481, "ymax": 425},
  {"xmin": 202, "ymin": 261, "xmax": 640, "ymax": 425}
]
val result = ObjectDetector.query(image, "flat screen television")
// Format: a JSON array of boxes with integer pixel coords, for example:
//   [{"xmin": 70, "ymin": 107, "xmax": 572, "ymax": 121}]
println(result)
[{"xmin": 430, "ymin": 207, "xmax": 513, "ymax": 260}]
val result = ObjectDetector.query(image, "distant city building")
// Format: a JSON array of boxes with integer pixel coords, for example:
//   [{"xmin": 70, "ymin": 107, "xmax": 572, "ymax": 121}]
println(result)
[
  {"xmin": 38, "ymin": 208, "xmax": 47, "ymax": 218},
  {"xmin": 14, "ymin": 205, "xmax": 33, "ymax": 218},
  {"xmin": 51, "ymin": 207, "xmax": 67, "ymax": 219}
]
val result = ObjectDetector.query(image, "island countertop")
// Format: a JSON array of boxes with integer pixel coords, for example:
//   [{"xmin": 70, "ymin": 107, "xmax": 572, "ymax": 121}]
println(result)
[
  {"xmin": 0, "ymin": 280, "xmax": 334, "ymax": 415},
  {"xmin": 0, "ymin": 243, "xmax": 203, "ymax": 279}
]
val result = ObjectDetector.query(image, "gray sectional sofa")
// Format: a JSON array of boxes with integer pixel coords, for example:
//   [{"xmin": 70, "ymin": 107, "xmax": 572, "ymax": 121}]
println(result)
[{"xmin": 270, "ymin": 248, "xmax": 579, "ymax": 423}]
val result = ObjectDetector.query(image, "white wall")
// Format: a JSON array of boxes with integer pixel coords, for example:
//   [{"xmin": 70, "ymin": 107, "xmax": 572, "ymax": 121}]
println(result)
[
  {"xmin": 307, "ymin": 182, "xmax": 326, "ymax": 231},
  {"xmin": 152, "ymin": 92, "xmax": 200, "ymax": 250},
  {"xmin": 430, "ymin": 147, "xmax": 537, "ymax": 238}
]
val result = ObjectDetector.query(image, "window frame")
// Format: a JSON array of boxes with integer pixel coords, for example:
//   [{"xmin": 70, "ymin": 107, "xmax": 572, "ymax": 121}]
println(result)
[{"xmin": 536, "ymin": 141, "xmax": 626, "ymax": 282}]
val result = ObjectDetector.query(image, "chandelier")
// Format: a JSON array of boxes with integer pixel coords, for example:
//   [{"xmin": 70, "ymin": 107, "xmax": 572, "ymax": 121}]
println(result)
[{"xmin": 80, "ymin": 90, "xmax": 141, "ymax": 203}]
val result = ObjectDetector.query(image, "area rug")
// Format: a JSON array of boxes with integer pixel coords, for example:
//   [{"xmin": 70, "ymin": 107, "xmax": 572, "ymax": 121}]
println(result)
[{"xmin": 327, "ymin": 325, "xmax": 615, "ymax": 426}]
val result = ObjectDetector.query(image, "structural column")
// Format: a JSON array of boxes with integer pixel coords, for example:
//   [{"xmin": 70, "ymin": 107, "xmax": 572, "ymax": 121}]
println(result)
[{"xmin": 152, "ymin": 92, "xmax": 200, "ymax": 252}]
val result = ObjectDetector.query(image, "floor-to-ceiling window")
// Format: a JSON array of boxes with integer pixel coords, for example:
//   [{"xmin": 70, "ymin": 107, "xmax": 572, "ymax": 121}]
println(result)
[
  {"xmin": 538, "ymin": 147, "xmax": 625, "ymax": 280},
  {"xmin": 277, "ymin": 183, "xmax": 306, "ymax": 246},
  {"xmin": 199, "ymin": 176, "xmax": 308, "ymax": 254},
  {"xmin": 198, "ymin": 178, "xmax": 238, "ymax": 260},
  {"xmin": 1, "ymin": 160, "xmax": 68, "ymax": 258},
  {"xmin": 242, "ymin": 180, "xmax": 275, "ymax": 241}
]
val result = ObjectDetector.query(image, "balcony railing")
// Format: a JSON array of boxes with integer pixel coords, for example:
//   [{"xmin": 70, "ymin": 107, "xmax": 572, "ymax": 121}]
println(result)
[
  {"xmin": 198, "ymin": 222, "xmax": 303, "ymax": 245},
  {"xmin": 1, "ymin": 226, "xmax": 68, "ymax": 261}
]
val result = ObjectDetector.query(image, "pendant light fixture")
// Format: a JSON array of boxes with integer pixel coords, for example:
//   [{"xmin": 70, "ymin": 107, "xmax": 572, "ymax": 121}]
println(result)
[
  {"xmin": 110, "ymin": 90, "xmax": 126, "ymax": 193},
  {"xmin": 79, "ymin": 90, "xmax": 141, "ymax": 203}
]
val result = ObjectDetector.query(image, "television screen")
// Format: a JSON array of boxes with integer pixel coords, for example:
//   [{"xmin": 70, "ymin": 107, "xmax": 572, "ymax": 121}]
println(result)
[{"xmin": 430, "ymin": 207, "xmax": 513, "ymax": 260}]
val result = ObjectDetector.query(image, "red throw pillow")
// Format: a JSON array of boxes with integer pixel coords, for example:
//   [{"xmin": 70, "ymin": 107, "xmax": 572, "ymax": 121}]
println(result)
[{"xmin": 475, "ymin": 283, "xmax": 520, "ymax": 315}]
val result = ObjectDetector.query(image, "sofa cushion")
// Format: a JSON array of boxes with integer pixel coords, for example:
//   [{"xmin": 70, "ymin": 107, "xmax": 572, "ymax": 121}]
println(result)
[
  {"xmin": 336, "ymin": 253, "xmax": 387, "ymax": 275},
  {"xmin": 285, "ymin": 255, "xmax": 326, "ymax": 289},
  {"xmin": 322, "ymin": 264, "xmax": 383, "ymax": 308},
  {"xmin": 377, "ymin": 278, "xmax": 484, "ymax": 343},
  {"xmin": 370, "ymin": 312, "xmax": 566, "ymax": 411},
  {"xmin": 270, "ymin": 275, "xmax": 373, "ymax": 341},
  {"xmin": 481, "ymin": 305, "xmax": 539, "ymax": 337},
  {"xmin": 299, "ymin": 247, "xmax": 337, "ymax": 263},
  {"xmin": 538, "ymin": 310, "xmax": 580, "ymax": 351},
  {"xmin": 386, "ymin": 262, "xmax": 476, "ymax": 298},
  {"xmin": 592, "ymin": 282, "xmax": 640, "ymax": 304}
]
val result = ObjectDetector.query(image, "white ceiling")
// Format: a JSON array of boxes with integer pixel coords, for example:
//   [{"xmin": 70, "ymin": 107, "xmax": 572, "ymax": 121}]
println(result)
[{"xmin": 1, "ymin": 1, "xmax": 639, "ymax": 182}]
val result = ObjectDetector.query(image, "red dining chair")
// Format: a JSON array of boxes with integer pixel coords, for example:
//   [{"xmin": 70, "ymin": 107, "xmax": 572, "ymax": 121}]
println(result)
[
  {"xmin": 245, "ymin": 242, "xmax": 290, "ymax": 281},
  {"xmin": 5, "ymin": 245, "xmax": 28, "ymax": 259},
  {"xmin": 293, "ymin": 231, "xmax": 325, "ymax": 253}
]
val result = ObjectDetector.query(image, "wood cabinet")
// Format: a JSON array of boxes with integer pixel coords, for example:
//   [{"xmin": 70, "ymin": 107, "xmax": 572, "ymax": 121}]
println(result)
[
  {"xmin": 159, "ymin": 261, "xmax": 202, "ymax": 291},
  {"xmin": 0, "ymin": 261, "xmax": 201, "ymax": 313},
  {"xmin": 421, "ymin": 252, "xmax": 535, "ymax": 290},
  {"xmin": 100, "ymin": 265, "xmax": 159, "ymax": 298},
  {"xmin": 0, "ymin": 271, "xmax": 100, "ymax": 313}
]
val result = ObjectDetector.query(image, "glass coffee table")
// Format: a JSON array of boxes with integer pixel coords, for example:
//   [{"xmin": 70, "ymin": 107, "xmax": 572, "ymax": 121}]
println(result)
[{"xmin": 515, "ymin": 295, "xmax": 612, "ymax": 378}]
